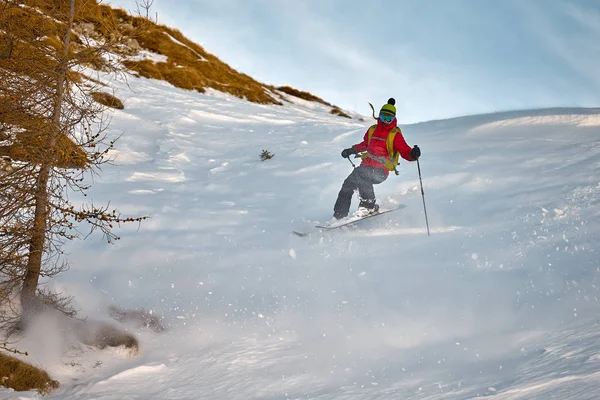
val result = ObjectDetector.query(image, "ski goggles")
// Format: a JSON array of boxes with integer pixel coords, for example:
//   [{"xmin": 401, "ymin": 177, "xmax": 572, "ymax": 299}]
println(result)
[{"xmin": 379, "ymin": 112, "xmax": 395, "ymax": 124}]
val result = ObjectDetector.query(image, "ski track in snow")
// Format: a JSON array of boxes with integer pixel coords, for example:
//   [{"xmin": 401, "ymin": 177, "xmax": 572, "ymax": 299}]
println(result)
[{"xmin": 4, "ymin": 72, "xmax": 600, "ymax": 399}]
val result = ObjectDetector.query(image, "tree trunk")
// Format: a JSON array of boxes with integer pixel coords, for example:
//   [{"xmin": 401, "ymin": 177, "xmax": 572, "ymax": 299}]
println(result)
[{"xmin": 21, "ymin": 0, "xmax": 76, "ymax": 315}]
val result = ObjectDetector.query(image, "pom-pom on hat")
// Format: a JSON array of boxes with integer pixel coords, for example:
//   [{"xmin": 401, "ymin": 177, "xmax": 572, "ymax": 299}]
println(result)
[{"xmin": 380, "ymin": 98, "xmax": 396, "ymax": 116}]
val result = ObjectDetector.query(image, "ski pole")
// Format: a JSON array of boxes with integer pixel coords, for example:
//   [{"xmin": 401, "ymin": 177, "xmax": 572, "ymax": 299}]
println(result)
[
  {"xmin": 347, "ymin": 156, "xmax": 356, "ymax": 168},
  {"xmin": 416, "ymin": 157, "xmax": 430, "ymax": 236}
]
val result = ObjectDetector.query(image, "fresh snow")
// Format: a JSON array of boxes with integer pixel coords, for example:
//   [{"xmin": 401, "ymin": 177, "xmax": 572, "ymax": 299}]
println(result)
[{"xmin": 2, "ymin": 72, "xmax": 600, "ymax": 400}]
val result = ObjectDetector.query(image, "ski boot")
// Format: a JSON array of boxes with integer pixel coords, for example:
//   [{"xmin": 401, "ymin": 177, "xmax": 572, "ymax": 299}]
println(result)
[{"xmin": 355, "ymin": 200, "xmax": 379, "ymax": 217}]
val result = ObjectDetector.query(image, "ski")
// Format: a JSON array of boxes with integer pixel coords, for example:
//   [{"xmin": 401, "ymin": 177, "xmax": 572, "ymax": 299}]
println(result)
[
  {"xmin": 292, "ymin": 205, "xmax": 406, "ymax": 237},
  {"xmin": 315, "ymin": 205, "xmax": 406, "ymax": 230}
]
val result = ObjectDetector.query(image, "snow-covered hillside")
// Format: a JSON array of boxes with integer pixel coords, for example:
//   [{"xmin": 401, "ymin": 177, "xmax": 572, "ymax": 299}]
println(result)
[{"xmin": 3, "ymin": 73, "xmax": 600, "ymax": 399}]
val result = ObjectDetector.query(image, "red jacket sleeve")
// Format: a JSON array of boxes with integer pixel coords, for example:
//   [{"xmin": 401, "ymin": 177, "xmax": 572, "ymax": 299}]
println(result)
[
  {"xmin": 352, "ymin": 129, "xmax": 370, "ymax": 153},
  {"xmin": 393, "ymin": 129, "xmax": 414, "ymax": 162}
]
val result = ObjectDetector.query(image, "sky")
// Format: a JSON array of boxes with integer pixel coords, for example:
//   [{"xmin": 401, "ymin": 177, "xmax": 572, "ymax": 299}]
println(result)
[{"xmin": 109, "ymin": 0, "xmax": 600, "ymax": 123}]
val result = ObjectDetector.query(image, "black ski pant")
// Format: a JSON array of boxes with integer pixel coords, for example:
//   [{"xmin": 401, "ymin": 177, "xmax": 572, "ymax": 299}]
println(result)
[{"xmin": 333, "ymin": 166, "xmax": 387, "ymax": 218}]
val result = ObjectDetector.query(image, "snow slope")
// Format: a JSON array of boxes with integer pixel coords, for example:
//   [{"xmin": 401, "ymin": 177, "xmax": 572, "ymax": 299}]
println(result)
[{"xmin": 3, "ymin": 74, "xmax": 600, "ymax": 399}]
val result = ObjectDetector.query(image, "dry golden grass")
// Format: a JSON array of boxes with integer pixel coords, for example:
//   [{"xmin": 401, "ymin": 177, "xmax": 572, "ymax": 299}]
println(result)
[
  {"xmin": 91, "ymin": 91, "xmax": 125, "ymax": 109},
  {"xmin": 125, "ymin": 24, "xmax": 281, "ymax": 104},
  {"xmin": 0, "ymin": 353, "xmax": 59, "ymax": 394},
  {"xmin": 276, "ymin": 86, "xmax": 332, "ymax": 106},
  {"xmin": 331, "ymin": 107, "xmax": 351, "ymax": 118}
]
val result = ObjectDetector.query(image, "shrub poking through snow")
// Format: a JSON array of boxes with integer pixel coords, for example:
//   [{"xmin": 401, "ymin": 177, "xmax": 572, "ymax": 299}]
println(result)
[
  {"xmin": 71, "ymin": 320, "xmax": 139, "ymax": 356},
  {"xmin": 277, "ymin": 86, "xmax": 332, "ymax": 106},
  {"xmin": 331, "ymin": 107, "xmax": 351, "ymax": 118},
  {"xmin": 91, "ymin": 91, "xmax": 125, "ymax": 109},
  {"xmin": 260, "ymin": 150, "xmax": 274, "ymax": 161},
  {"xmin": 0, "ymin": 353, "xmax": 59, "ymax": 394}
]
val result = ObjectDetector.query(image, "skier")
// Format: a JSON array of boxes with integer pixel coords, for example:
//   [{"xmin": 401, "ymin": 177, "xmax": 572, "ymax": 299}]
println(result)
[{"xmin": 333, "ymin": 98, "xmax": 421, "ymax": 220}]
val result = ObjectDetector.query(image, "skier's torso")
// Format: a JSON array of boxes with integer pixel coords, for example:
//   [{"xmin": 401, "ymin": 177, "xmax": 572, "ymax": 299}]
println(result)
[{"xmin": 360, "ymin": 124, "xmax": 395, "ymax": 171}]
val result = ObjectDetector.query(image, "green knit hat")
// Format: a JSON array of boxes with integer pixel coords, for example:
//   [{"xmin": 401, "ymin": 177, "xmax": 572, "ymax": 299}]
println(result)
[{"xmin": 380, "ymin": 98, "xmax": 396, "ymax": 116}]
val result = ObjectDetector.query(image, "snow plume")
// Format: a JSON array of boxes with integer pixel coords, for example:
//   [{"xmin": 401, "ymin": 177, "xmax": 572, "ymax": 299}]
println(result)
[{"xmin": 8, "ymin": 306, "xmax": 139, "ymax": 372}]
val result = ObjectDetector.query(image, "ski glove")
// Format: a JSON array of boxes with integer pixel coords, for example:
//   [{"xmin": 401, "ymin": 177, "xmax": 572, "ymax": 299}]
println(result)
[
  {"xmin": 341, "ymin": 147, "xmax": 356, "ymax": 158},
  {"xmin": 410, "ymin": 145, "xmax": 421, "ymax": 160}
]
